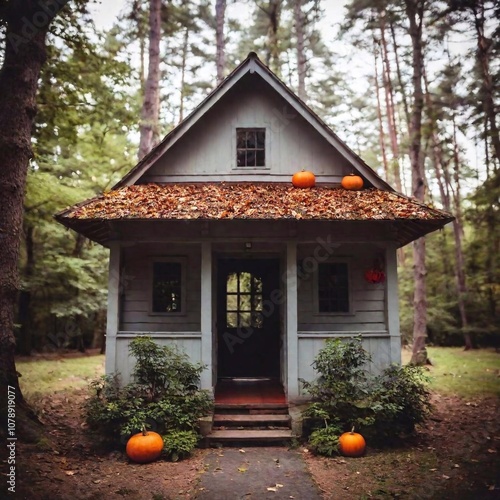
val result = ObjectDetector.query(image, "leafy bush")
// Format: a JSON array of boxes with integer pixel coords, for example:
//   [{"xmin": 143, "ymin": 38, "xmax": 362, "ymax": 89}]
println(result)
[
  {"xmin": 301, "ymin": 337, "xmax": 432, "ymax": 454},
  {"xmin": 163, "ymin": 430, "xmax": 199, "ymax": 462},
  {"xmin": 308, "ymin": 424, "xmax": 342, "ymax": 457},
  {"xmin": 85, "ymin": 337, "xmax": 213, "ymax": 459}
]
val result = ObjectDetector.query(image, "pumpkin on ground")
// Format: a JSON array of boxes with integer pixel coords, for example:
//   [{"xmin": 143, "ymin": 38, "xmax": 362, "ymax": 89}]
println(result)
[
  {"xmin": 292, "ymin": 169, "xmax": 316, "ymax": 188},
  {"xmin": 341, "ymin": 173, "xmax": 364, "ymax": 191},
  {"xmin": 126, "ymin": 426, "xmax": 164, "ymax": 464},
  {"xmin": 339, "ymin": 427, "xmax": 366, "ymax": 457}
]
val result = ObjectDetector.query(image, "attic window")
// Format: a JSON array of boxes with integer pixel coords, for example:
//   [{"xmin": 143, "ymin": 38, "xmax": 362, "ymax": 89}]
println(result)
[{"xmin": 236, "ymin": 128, "xmax": 265, "ymax": 167}]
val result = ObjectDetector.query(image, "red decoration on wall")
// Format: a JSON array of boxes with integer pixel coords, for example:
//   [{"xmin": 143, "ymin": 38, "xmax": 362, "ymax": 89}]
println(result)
[{"xmin": 364, "ymin": 257, "xmax": 385, "ymax": 284}]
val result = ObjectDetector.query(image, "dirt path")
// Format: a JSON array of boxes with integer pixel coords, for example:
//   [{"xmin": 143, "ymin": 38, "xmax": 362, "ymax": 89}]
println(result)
[{"xmin": 4, "ymin": 391, "xmax": 500, "ymax": 499}]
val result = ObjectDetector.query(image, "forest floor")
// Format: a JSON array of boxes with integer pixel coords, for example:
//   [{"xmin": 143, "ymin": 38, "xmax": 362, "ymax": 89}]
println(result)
[{"xmin": 7, "ymin": 349, "xmax": 500, "ymax": 499}]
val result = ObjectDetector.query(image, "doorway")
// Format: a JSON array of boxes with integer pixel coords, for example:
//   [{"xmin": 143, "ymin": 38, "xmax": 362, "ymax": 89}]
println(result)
[{"xmin": 216, "ymin": 258, "xmax": 281, "ymax": 378}]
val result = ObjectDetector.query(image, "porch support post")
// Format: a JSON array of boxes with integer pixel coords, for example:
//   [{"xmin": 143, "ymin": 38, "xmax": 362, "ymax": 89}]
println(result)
[
  {"xmin": 385, "ymin": 244, "xmax": 401, "ymax": 364},
  {"xmin": 105, "ymin": 242, "xmax": 121, "ymax": 375},
  {"xmin": 200, "ymin": 241, "xmax": 213, "ymax": 393},
  {"xmin": 286, "ymin": 241, "xmax": 299, "ymax": 399}
]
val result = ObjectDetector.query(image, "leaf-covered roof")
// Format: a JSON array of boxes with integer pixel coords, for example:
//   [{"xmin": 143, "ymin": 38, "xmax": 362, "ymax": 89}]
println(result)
[{"xmin": 58, "ymin": 183, "xmax": 451, "ymax": 222}]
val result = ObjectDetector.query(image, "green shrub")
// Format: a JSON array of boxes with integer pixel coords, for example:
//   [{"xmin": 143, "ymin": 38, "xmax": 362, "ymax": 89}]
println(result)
[
  {"xmin": 301, "ymin": 336, "xmax": 432, "ymax": 454},
  {"xmin": 162, "ymin": 430, "xmax": 199, "ymax": 462},
  {"xmin": 308, "ymin": 424, "xmax": 342, "ymax": 457},
  {"xmin": 84, "ymin": 336, "xmax": 213, "ymax": 459}
]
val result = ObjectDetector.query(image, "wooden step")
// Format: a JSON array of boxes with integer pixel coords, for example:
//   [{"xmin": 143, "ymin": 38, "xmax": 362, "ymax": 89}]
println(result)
[
  {"xmin": 206, "ymin": 429, "xmax": 294, "ymax": 442},
  {"xmin": 213, "ymin": 414, "xmax": 290, "ymax": 426},
  {"xmin": 215, "ymin": 403, "xmax": 289, "ymax": 414}
]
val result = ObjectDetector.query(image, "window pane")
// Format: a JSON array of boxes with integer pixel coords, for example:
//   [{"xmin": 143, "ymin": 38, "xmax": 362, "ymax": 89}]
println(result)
[
  {"xmin": 252, "ymin": 294, "xmax": 263, "ymax": 311},
  {"xmin": 227, "ymin": 273, "xmax": 238, "ymax": 293},
  {"xmin": 235, "ymin": 128, "xmax": 266, "ymax": 167},
  {"xmin": 239, "ymin": 272, "xmax": 252, "ymax": 293},
  {"xmin": 246, "ymin": 150, "xmax": 256, "ymax": 166},
  {"xmin": 252, "ymin": 312, "xmax": 263, "ymax": 328},
  {"xmin": 237, "ymin": 130, "xmax": 246, "ymax": 148},
  {"xmin": 246, "ymin": 131, "xmax": 256, "ymax": 148},
  {"xmin": 256, "ymin": 130, "xmax": 265, "ymax": 148},
  {"xmin": 240, "ymin": 294, "xmax": 251, "ymax": 311},
  {"xmin": 253, "ymin": 276, "xmax": 263, "ymax": 293},
  {"xmin": 152, "ymin": 262, "xmax": 182, "ymax": 313},
  {"xmin": 237, "ymin": 149, "xmax": 246, "ymax": 167},
  {"xmin": 227, "ymin": 312, "xmax": 238, "ymax": 328},
  {"xmin": 239, "ymin": 312, "xmax": 251, "ymax": 327},
  {"xmin": 256, "ymin": 149, "xmax": 265, "ymax": 166},
  {"xmin": 227, "ymin": 294, "xmax": 237, "ymax": 310},
  {"xmin": 318, "ymin": 263, "xmax": 349, "ymax": 313}
]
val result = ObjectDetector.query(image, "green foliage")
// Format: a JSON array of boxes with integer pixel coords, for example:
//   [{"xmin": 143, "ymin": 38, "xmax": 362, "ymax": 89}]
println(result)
[
  {"xmin": 302, "ymin": 337, "xmax": 432, "ymax": 454},
  {"xmin": 162, "ymin": 430, "xmax": 199, "ymax": 462},
  {"xmin": 301, "ymin": 337, "xmax": 373, "ymax": 430},
  {"xmin": 369, "ymin": 364, "xmax": 432, "ymax": 438},
  {"xmin": 308, "ymin": 424, "xmax": 342, "ymax": 457},
  {"xmin": 85, "ymin": 337, "xmax": 213, "ymax": 459}
]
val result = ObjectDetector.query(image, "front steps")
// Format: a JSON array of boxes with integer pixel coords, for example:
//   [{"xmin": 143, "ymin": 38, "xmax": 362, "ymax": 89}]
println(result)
[{"xmin": 204, "ymin": 403, "xmax": 294, "ymax": 446}]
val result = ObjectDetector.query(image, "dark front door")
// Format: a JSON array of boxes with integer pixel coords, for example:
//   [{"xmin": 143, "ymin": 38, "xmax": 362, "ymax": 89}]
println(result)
[{"xmin": 217, "ymin": 258, "xmax": 281, "ymax": 378}]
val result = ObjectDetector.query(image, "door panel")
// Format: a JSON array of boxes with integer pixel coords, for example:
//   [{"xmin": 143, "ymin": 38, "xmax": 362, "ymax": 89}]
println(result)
[{"xmin": 217, "ymin": 259, "xmax": 280, "ymax": 378}]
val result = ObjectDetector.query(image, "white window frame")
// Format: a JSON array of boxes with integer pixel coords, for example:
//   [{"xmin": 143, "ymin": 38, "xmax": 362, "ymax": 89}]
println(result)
[
  {"xmin": 232, "ymin": 126, "xmax": 270, "ymax": 171},
  {"xmin": 149, "ymin": 256, "xmax": 187, "ymax": 316}
]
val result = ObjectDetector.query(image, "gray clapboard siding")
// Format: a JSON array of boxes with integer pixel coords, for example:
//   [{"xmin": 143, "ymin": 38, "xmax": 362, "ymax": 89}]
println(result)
[
  {"xmin": 140, "ymin": 77, "xmax": 353, "ymax": 183},
  {"xmin": 115, "ymin": 336, "xmax": 202, "ymax": 385},
  {"xmin": 297, "ymin": 336, "xmax": 392, "ymax": 393},
  {"xmin": 120, "ymin": 243, "xmax": 201, "ymax": 332}
]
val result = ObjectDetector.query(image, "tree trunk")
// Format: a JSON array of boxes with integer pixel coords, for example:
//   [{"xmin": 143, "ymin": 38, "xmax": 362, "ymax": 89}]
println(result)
[
  {"xmin": 215, "ymin": 0, "xmax": 226, "ymax": 84},
  {"xmin": 389, "ymin": 20, "xmax": 411, "ymax": 128},
  {"xmin": 405, "ymin": 0, "xmax": 428, "ymax": 365},
  {"xmin": 379, "ymin": 12, "xmax": 402, "ymax": 192},
  {"xmin": 17, "ymin": 224, "xmax": 34, "ymax": 356},
  {"xmin": 179, "ymin": 28, "xmax": 189, "ymax": 123},
  {"xmin": 265, "ymin": 0, "xmax": 282, "ymax": 74},
  {"xmin": 0, "ymin": 0, "xmax": 65, "ymax": 437},
  {"xmin": 138, "ymin": 0, "xmax": 162, "ymax": 160},
  {"xmin": 373, "ymin": 39, "xmax": 390, "ymax": 181},
  {"xmin": 451, "ymin": 115, "xmax": 473, "ymax": 349},
  {"xmin": 472, "ymin": 1, "xmax": 500, "ymax": 163},
  {"xmin": 293, "ymin": 0, "xmax": 307, "ymax": 100}
]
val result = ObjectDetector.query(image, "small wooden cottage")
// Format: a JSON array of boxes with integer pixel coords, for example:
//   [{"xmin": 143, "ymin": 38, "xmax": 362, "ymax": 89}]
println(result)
[{"xmin": 56, "ymin": 53, "xmax": 452, "ymax": 407}]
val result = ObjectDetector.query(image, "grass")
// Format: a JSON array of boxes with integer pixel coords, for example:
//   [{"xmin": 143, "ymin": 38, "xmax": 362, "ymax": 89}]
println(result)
[
  {"xmin": 16, "ymin": 354, "xmax": 105, "ymax": 398},
  {"xmin": 403, "ymin": 346, "xmax": 500, "ymax": 397},
  {"xmin": 15, "ymin": 347, "xmax": 500, "ymax": 399}
]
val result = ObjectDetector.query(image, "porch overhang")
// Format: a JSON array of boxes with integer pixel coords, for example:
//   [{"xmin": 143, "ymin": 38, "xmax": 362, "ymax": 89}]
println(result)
[{"xmin": 54, "ymin": 183, "xmax": 454, "ymax": 248}]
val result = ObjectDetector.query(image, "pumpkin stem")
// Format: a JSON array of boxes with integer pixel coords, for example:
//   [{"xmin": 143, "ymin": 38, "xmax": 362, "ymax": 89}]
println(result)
[
  {"xmin": 350, "ymin": 425, "xmax": 355, "ymax": 434},
  {"xmin": 141, "ymin": 424, "xmax": 148, "ymax": 436}
]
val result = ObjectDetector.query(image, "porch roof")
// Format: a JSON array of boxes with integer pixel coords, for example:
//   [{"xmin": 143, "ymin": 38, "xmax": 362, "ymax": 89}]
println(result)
[{"xmin": 55, "ymin": 183, "xmax": 454, "ymax": 247}]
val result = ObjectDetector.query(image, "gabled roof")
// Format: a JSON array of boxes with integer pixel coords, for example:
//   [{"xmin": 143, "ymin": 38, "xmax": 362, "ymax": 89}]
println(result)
[
  {"xmin": 114, "ymin": 52, "xmax": 393, "ymax": 191},
  {"xmin": 55, "ymin": 183, "xmax": 454, "ymax": 247}
]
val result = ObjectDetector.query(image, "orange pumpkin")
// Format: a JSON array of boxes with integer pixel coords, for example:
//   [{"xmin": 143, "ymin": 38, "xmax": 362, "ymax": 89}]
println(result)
[
  {"xmin": 339, "ymin": 427, "xmax": 366, "ymax": 457},
  {"xmin": 292, "ymin": 169, "xmax": 316, "ymax": 188},
  {"xmin": 126, "ymin": 427, "xmax": 164, "ymax": 463},
  {"xmin": 341, "ymin": 173, "xmax": 364, "ymax": 190}
]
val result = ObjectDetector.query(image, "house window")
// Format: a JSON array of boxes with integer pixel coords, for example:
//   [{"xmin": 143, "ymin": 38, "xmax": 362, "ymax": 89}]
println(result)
[
  {"xmin": 317, "ymin": 262, "xmax": 350, "ymax": 313},
  {"xmin": 226, "ymin": 271, "xmax": 264, "ymax": 328},
  {"xmin": 236, "ymin": 128, "xmax": 265, "ymax": 167},
  {"xmin": 152, "ymin": 262, "xmax": 182, "ymax": 313}
]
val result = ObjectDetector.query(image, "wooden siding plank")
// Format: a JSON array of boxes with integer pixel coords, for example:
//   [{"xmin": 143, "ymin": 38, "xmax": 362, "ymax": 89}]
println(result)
[
  {"xmin": 200, "ymin": 242, "xmax": 213, "ymax": 392},
  {"xmin": 385, "ymin": 245, "xmax": 402, "ymax": 364},
  {"xmin": 105, "ymin": 243, "xmax": 120, "ymax": 376},
  {"xmin": 286, "ymin": 241, "xmax": 299, "ymax": 398}
]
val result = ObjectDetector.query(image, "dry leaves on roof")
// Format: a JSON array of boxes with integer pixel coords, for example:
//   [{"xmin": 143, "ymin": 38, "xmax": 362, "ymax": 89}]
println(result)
[{"xmin": 64, "ymin": 183, "xmax": 451, "ymax": 221}]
